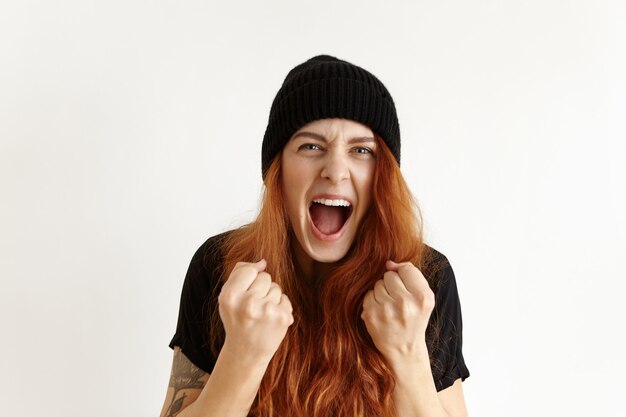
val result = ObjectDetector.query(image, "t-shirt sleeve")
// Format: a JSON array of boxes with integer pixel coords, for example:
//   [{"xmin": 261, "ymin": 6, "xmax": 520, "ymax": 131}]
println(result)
[
  {"xmin": 169, "ymin": 233, "xmax": 228, "ymax": 373},
  {"xmin": 428, "ymin": 252, "xmax": 470, "ymax": 391}
]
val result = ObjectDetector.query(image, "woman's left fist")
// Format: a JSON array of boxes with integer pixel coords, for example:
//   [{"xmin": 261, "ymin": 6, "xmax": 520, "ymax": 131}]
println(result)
[{"xmin": 361, "ymin": 260, "xmax": 435, "ymax": 358}]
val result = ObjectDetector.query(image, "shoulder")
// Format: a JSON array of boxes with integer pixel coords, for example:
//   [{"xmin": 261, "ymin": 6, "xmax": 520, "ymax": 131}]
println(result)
[
  {"xmin": 421, "ymin": 244, "xmax": 456, "ymax": 291},
  {"xmin": 186, "ymin": 230, "xmax": 237, "ymax": 278},
  {"xmin": 190, "ymin": 230, "xmax": 234, "ymax": 267},
  {"xmin": 420, "ymin": 244, "xmax": 463, "ymax": 322},
  {"xmin": 182, "ymin": 230, "xmax": 236, "ymax": 295}
]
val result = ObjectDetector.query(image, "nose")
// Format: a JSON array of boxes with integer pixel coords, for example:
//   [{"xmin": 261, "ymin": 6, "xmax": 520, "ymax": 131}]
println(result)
[{"xmin": 320, "ymin": 151, "xmax": 350, "ymax": 184}]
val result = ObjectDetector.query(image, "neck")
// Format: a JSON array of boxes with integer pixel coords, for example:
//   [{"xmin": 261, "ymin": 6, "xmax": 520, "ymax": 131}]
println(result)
[{"xmin": 291, "ymin": 240, "xmax": 335, "ymax": 283}]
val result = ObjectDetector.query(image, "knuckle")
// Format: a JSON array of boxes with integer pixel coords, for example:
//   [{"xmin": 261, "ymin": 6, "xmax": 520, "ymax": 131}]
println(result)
[
  {"xmin": 423, "ymin": 293, "xmax": 435, "ymax": 310},
  {"xmin": 257, "ymin": 271, "xmax": 271, "ymax": 280},
  {"xmin": 419, "ymin": 287, "xmax": 434, "ymax": 301},
  {"xmin": 217, "ymin": 290, "xmax": 235, "ymax": 307},
  {"xmin": 382, "ymin": 302, "xmax": 396, "ymax": 319},
  {"xmin": 399, "ymin": 298, "xmax": 417, "ymax": 316},
  {"xmin": 262, "ymin": 301, "xmax": 275, "ymax": 316},
  {"xmin": 239, "ymin": 264, "xmax": 257, "ymax": 276},
  {"xmin": 229, "ymin": 266, "xmax": 249, "ymax": 281},
  {"xmin": 243, "ymin": 298, "xmax": 260, "ymax": 318},
  {"xmin": 232, "ymin": 261, "xmax": 252, "ymax": 274},
  {"xmin": 281, "ymin": 294, "xmax": 292, "ymax": 308},
  {"xmin": 417, "ymin": 290, "xmax": 435, "ymax": 310},
  {"xmin": 398, "ymin": 263, "xmax": 417, "ymax": 276},
  {"xmin": 256, "ymin": 273, "xmax": 272, "ymax": 287},
  {"xmin": 398, "ymin": 262, "xmax": 415, "ymax": 270},
  {"xmin": 383, "ymin": 271, "xmax": 397, "ymax": 281},
  {"xmin": 281, "ymin": 311, "xmax": 294, "ymax": 326},
  {"xmin": 361, "ymin": 310, "xmax": 372, "ymax": 322}
]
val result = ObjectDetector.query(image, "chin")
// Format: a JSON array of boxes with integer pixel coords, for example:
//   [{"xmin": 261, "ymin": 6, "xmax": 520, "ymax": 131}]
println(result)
[
  {"xmin": 305, "ymin": 244, "xmax": 350, "ymax": 263},
  {"xmin": 299, "ymin": 227, "xmax": 356, "ymax": 264}
]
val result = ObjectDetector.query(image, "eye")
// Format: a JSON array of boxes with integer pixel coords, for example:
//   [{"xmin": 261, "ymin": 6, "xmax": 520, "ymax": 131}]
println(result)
[
  {"xmin": 352, "ymin": 146, "xmax": 374, "ymax": 155},
  {"xmin": 298, "ymin": 143, "xmax": 322, "ymax": 151}
]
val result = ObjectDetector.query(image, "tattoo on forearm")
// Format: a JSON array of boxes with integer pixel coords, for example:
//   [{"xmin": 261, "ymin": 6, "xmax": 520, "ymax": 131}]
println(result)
[
  {"xmin": 169, "ymin": 350, "xmax": 206, "ymax": 390},
  {"xmin": 165, "ymin": 392, "xmax": 187, "ymax": 417},
  {"xmin": 164, "ymin": 350, "xmax": 206, "ymax": 417}
]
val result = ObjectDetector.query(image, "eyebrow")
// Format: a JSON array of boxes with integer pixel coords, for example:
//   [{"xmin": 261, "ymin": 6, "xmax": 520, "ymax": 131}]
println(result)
[{"xmin": 291, "ymin": 131, "xmax": 376, "ymax": 144}]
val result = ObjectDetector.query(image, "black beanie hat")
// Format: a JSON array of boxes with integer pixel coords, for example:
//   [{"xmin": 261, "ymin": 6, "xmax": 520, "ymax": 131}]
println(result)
[{"xmin": 261, "ymin": 55, "xmax": 401, "ymax": 177}]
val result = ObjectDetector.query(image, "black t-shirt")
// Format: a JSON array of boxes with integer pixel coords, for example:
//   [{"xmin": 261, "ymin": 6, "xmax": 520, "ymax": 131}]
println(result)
[{"xmin": 169, "ymin": 231, "xmax": 470, "ymax": 392}]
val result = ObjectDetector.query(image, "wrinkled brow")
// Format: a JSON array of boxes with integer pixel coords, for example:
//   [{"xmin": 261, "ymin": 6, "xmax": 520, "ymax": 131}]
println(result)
[{"xmin": 291, "ymin": 131, "xmax": 376, "ymax": 144}]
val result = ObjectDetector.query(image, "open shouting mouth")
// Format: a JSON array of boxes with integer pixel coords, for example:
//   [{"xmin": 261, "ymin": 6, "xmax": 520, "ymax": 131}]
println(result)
[{"xmin": 308, "ymin": 197, "xmax": 353, "ymax": 240}]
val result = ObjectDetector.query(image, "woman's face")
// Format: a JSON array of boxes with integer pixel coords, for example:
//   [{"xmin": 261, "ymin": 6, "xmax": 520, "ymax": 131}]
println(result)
[{"xmin": 281, "ymin": 118, "xmax": 377, "ymax": 264}]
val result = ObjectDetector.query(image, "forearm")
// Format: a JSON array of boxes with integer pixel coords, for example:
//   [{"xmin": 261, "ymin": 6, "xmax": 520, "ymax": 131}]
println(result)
[
  {"xmin": 178, "ymin": 344, "xmax": 270, "ymax": 417},
  {"xmin": 387, "ymin": 344, "xmax": 450, "ymax": 417}
]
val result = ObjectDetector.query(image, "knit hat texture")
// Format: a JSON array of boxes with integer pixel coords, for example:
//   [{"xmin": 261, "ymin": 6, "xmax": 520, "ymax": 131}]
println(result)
[{"xmin": 261, "ymin": 55, "xmax": 400, "ymax": 177}]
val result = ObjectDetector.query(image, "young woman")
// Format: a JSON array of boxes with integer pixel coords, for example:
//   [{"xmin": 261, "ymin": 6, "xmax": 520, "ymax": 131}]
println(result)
[{"xmin": 160, "ymin": 55, "xmax": 470, "ymax": 417}]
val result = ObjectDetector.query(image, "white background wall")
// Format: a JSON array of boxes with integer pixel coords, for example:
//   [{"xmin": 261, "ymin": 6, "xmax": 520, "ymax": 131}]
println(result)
[{"xmin": 1, "ymin": 1, "xmax": 624, "ymax": 416}]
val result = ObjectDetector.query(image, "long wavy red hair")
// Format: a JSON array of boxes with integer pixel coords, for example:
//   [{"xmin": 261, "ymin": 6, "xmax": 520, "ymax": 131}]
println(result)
[{"xmin": 209, "ymin": 136, "xmax": 439, "ymax": 417}]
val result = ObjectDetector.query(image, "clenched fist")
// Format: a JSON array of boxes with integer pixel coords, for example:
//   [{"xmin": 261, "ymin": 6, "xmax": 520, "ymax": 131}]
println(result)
[
  {"xmin": 361, "ymin": 260, "xmax": 435, "ymax": 359},
  {"xmin": 218, "ymin": 259, "xmax": 294, "ymax": 363}
]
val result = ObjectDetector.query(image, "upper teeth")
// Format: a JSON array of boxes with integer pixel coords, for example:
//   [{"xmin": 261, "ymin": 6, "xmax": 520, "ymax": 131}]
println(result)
[{"xmin": 313, "ymin": 198, "xmax": 351, "ymax": 207}]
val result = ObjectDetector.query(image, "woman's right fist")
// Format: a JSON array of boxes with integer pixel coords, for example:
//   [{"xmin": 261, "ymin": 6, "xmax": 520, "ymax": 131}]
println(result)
[{"xmin": 218, "ymin": 259, "xmax": 294, "ymax": 362}]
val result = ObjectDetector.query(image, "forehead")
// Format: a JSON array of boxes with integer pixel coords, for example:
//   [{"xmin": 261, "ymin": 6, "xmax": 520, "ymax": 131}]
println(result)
[{"xmin": 291, "ymin": 118, "xmax": 374, "ymax": 139}]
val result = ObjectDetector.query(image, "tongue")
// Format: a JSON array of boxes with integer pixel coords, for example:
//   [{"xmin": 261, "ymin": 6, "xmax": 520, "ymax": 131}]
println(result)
[{"xmin": 310, "ymin": 204, "xmax": 345, "ymax": 235}]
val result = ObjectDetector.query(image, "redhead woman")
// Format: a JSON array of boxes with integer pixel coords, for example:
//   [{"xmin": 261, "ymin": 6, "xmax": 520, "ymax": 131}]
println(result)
[{"xmin": 159, "ymin": 55, "xmax": 470, "ymax": 417}]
